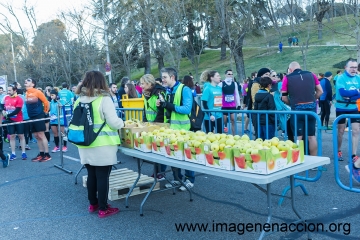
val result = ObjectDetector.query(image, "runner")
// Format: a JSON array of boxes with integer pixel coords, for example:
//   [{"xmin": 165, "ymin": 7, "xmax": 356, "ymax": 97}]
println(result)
[
  {"xmin": 3, "ymin": 85, "xmax": 27, "ymax": 160},
  {"xmin": 219, "ymin": 69, "xmax": 240, "ymax": 135},
  {"xmin": 333, "ymin": 60, "xmax": 360, "ymax": 183},
  {"xmin": 49, "ymin": 89, "xmax": 67, "ymax": 153},
  {"xmin": 200, "ymin": 70, "xmax": 223, "ymax": 133},
  {"xmin": 24, "ymin": 78, "xmax": 51, "ymax": 162}
]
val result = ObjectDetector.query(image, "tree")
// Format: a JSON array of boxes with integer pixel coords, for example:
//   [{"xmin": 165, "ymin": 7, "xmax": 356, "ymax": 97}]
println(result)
[
  {"xmin": 215, "ymin": 0, "xmax": 265, "ymax": 82},
  {"xmin": 313, "ymin": 0, "xmax": 332, "ymax": 39}
]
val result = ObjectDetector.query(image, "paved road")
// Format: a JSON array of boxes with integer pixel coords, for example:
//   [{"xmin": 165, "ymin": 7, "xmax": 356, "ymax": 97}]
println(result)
[{"xmin": 0, "ymin": 127, "xmax": 359, "ymax": 240}]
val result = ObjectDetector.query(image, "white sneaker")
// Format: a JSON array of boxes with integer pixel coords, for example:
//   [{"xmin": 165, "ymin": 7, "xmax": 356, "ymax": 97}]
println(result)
[
  {"xmin": 179, "ymin": 179, "xmax": 194, "ymax": 191},
  {"xmin": 165, "ymin": 180, "xmax": 181, "ymax": 189}
]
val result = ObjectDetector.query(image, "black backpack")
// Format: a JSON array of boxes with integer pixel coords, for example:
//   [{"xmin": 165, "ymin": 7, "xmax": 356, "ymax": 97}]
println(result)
[
  {"xmin": 189, "ymin": 97, "xmax": 204, "ymax": 130},
  {"xmin": 67, "ymin": 100, "xmax": 106, "ymax": 146}
]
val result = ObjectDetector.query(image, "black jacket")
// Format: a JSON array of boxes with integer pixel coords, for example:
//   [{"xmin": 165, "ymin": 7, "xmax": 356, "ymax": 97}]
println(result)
[
  {"xmin": 247, "ymin": 77, "xmax": 260, "ymax": 110},
  {"xmin": 117, "ymin": 87, "xmax": 126, "ymax": 108},
  {"xmin": 143, "ymin": 84, "xmax": 166, "ymax": 123},
  {"xmin": 254, "ymin": 89, "xmax": 276, "ymax": 125}
]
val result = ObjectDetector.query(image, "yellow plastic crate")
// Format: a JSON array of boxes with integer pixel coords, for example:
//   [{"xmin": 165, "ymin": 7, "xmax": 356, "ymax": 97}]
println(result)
[{"xmin": 121, "ymin": 94, "xmax": 144, "ymax": 120}]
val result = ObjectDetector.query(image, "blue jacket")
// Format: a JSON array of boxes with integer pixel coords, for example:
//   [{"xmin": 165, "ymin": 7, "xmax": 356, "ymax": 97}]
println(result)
[
  {"xmin": 319, "ymin": 78, "xmax": 332, "ymax": 101},
  {"xmin": 335, "ymin": 71, "xmax": 360, "ymax": 111},
  {"xmin": 20, "ymin": 95, "xmax": 29, "ymax": 120},
  {"xmin": 49, "ymin": 100, "xmax": 64, "ymax": 125},
  {"xmin": 167, "ymin": 81, "xmax": 193, "ymax": 115}
]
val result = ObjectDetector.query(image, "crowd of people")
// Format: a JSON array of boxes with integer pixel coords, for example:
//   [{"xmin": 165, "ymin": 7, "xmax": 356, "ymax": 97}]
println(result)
[
  {"xmin": 4, "ymin": 59, "xmax": 360, "ymax": 218},
  {"xmin": 0, "ymin": 79, "xmax": 77, "ymax": 168}
]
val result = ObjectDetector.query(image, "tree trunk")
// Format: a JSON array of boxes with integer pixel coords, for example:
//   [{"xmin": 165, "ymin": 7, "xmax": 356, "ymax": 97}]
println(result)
[
  {"xmin": 141, "ymin": 23, "xmax": 151, "ymax": 74},
  {"xmin": 220, "ymin": 40, "xmax": 226, "ymax": 60},
  {"xmin": 317, "ymin": 21, "xmax": 323, "ymax": 39},
  {"xmin": 230, "ymin": 35, "xmax": 246, "ymax": 83},
  {"xmin": 155, "ymin": 49, "xmax": 165, "ymax": 73},
  {"xmin": 187, "ymin": 20, "xmax": 195, "ymax": 64}
]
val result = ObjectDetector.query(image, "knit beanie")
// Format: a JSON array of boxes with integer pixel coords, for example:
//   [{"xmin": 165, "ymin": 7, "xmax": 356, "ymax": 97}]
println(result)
[{"xmin": 257, "ymin": 68, "xmax": 271, "ymax": 77}]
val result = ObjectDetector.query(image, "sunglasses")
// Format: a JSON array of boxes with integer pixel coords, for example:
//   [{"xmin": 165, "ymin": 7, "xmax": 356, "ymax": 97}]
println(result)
[
  {"xmin": 25, "ymin": 79, "xmax": 32, "ymax": 82},
  {"xmin": 271, "ymin": 75, "xmax": 276, "ymax": 77},
  {"xmin": 227, "ymin": 74, "xmax": 233, "ymax": 75}
]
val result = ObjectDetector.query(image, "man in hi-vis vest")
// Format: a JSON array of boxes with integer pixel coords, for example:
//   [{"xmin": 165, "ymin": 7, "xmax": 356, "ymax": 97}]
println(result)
[{"xmin": 156, "ymin": 67, "xmax": 195, "ymax": 191}]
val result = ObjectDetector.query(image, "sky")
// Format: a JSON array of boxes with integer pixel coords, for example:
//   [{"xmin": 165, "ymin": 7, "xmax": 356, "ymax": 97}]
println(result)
[{"xmin": 0, "ymin": 0, "xmax": 91, "ymax": 35}]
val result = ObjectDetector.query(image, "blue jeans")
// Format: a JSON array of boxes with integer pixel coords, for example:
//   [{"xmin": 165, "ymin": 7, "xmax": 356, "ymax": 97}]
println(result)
[
  {"xmin": 173, "ymin": 168, "xmax": 195, "ymax": 183},
  {"xmin": 260, "ymin": 125, "xmax": 275, "ymax": 140}
]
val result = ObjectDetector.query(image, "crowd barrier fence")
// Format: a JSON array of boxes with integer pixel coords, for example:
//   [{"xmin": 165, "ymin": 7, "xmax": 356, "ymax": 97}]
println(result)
[{"xmin": 332, "ymin": 114, "xmax": 360, "ymax": 193}]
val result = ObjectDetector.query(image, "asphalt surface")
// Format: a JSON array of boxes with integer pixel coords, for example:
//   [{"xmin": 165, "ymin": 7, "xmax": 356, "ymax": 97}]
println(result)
[{"xmin": 0, "ymin": 117, "xmax": 359, "ymax": 240}]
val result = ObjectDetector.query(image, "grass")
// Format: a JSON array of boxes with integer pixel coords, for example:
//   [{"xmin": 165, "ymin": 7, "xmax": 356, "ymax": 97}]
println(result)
[{"xmin": 129, "ymin": 15, "xmax": 359, "ymax": 83}]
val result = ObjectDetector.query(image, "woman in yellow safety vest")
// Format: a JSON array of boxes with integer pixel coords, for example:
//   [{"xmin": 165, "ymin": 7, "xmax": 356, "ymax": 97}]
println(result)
[
  {"xmin": 140, "ymin": 74, "xmax": 167, "ymax": 180},
  {"xmin": 141, "ymin": 74, "xmax": 166, "ymax": 123},
  {"xmin": 75, "ymin": 71, "xmax": 124, "ymax": 218}
]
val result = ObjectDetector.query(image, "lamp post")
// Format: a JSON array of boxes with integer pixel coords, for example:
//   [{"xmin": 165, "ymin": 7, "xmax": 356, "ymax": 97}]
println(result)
[
  {"xmin": 10, "ymin": 33, "xmax": 17, "ymax": 82},
  {"xmin": 101, "ymin": 0, "xmax": 112, "ymax": 83}
]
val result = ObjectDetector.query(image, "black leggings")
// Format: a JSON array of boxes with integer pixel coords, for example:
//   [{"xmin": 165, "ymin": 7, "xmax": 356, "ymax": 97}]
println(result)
[
  {"xmin": 24, "ymin": 122, "xmax": 31, "ymax": 144},
  {"xmin": 85, "ymin": 164, "xmax": 112, "ymax": 210},
  {"xmin": 204, "ymin": 118, "xmax": 223, "ymax": 133},
  {"xmin": 319, "ymin": 100, "xmax": 331, "ymax": 127}
]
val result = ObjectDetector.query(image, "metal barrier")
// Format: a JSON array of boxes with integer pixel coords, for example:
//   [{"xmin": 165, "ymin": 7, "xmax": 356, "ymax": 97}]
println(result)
[
  {"xmin": 333, "ymin": 114, "xmax": 360, "ymax": 193},
  {"xmin": 202, "ymin": 109, "xmax": 325, "ymax": 205},
  {"xmin": 116, "ymin": 108, "xmax": 143, "ymax": 121}
]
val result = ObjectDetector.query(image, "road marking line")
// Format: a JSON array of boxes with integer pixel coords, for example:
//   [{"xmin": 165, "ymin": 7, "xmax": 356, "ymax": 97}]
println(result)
[{"xmin": 63, "ymin": 155, "xmax": 80, "ymax": 162}]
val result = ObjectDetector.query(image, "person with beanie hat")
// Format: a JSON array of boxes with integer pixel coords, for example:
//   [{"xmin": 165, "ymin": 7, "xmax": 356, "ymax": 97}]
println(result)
[
  {"xmin": 49, "ymin": 89, "xmax": 68, "ymax": 153},
  {"xmin": 319, "ymin": 71, "xmax": 333, "ymax": 130},
  {"xmin": 247, "ymin": 67, "xmax": 270, "ymax": 138}
]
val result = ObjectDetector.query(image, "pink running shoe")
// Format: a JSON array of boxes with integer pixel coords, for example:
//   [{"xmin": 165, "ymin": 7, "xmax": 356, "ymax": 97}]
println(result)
[{"xmin": 98, "ymin": 207, "xmax": 119, "ymax": 218}]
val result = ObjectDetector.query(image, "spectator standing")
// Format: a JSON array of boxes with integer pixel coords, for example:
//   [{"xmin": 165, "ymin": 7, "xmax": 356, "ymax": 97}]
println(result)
[
  {"xmin": 125, "ymin": 83, "xmax": 139, "ymax": 98},
  {"xmin": 135, "ymin": 81, "xmax": 143, "ymax": 95},
  {"xmin": 278, "ymin": 42, "xmax": 283, "ymax": 53},
  {"xmin": 281, "ymin": 61, "xmax": 323, "ymax": 156},
  {"xmin": 287, "ymin": 37, "xmax": 292, "ymax": 47},
  {"xmin": 183, "ymin": 75, "xmax": 197, "ymax": 97},
  {"xmin": 109, "ymin": 83, "xmax": 120, "ymax": 109},
  {"xmin": 319, "ymin": 72, "xmax": 333, "ymax": 130},
  {"xmin": 200, "ymin": 70, "xmax": 223, "ymax": 133},
  {"xmin": 248, "ymin": 68, "xmax": 271, "ymax": 137},
  {"xmin": 49, "ymin": 89, "xmax": 67, "ymax": 153},
  {"xmin": 156, "ymin": 67, "xmax": 195, "ymax": 191},
  {"xmin": 74, "ymin": 70, "xmax": 124, "ymax": 218},
  {"xmin": 117, "ymin": 77, "xmax": 130, "ymax": 108},
  {"xmin": 24, "ymin": 78, "xmax": 51, "ymax": 162},
  {"xmin": 3, "ymin": 85, "xmax": 27, "ymax": 160},
  {"xmin": 333, "ymin": 70, "xmax": 342, "ymax": 86},
  {"xmin": 195, "ymin": 82, "xmax": 201, "ymax": 94},
  {"xmin": 254, "ymin": 77, "xmax": 276, "ymax": 140}
]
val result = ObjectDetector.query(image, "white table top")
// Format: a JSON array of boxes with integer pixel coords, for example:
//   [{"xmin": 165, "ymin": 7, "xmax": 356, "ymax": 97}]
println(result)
[{"xmin": 119, "ymin": 148, "xmax": 330, "ymax": 185}]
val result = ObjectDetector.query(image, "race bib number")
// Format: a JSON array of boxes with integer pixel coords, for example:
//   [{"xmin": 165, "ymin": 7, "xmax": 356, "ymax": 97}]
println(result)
[
  {"xmin": 224, "ymin": 95, "xmax": 235, "ymax": 103},
  {"xmin": 214, "ymin": 96, "xmax": 222, "ymax": 107}
]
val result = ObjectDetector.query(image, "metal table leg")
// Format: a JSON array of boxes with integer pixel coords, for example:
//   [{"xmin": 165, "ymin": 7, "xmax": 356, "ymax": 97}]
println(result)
[
  {"xmin": 173, "ymin": 167, "xmax": 193, "ymax": 201},
  {"xmin": 139, "ymin": 162, "xmax": 160, "ymax": 216},
  {"xmin": 74, "ymin": 165, "xmax": 85, "ymax": 184},
  {"xmin": 290, "ymin": 175, "xmax": 310, "ymax": 240},
  {"xmin": 125, "ymin": 158, "xmax": 142, "ymax": 208},
  {"xmin": 75, "ymin": 164, "xmax": 118, "ymax": 185},
  {"xmin": 259, "ymin": 183, "xmax": 272, "ymax": 240}
]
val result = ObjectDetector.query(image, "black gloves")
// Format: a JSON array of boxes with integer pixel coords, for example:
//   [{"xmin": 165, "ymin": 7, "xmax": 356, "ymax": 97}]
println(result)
[
  {"xmin": 161, "ymin": 101, "xmax": 176, "ymax": 112},
  {"xmin": 236, "ymin": 106, "xmax": 241, "ymax": 110}
]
